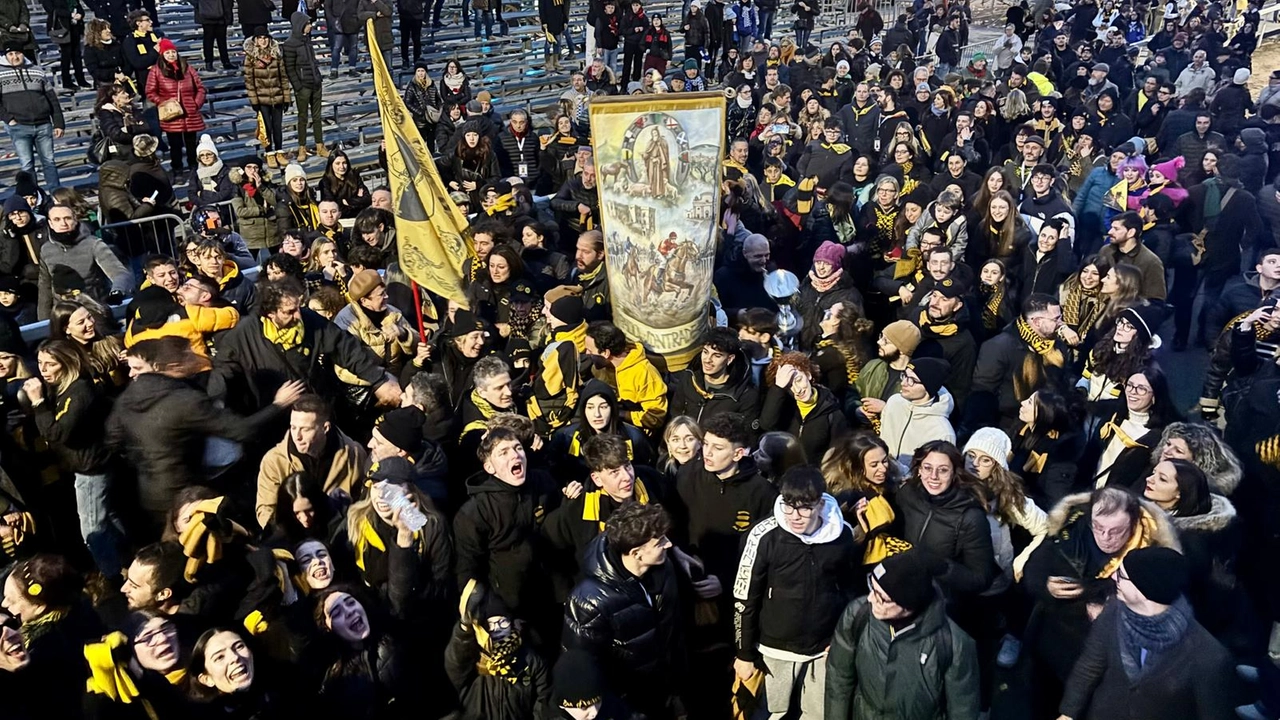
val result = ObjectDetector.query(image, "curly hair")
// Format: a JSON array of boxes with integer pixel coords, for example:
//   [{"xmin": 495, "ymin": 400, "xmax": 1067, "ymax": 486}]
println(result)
[
  {"xmin": 821, "ymin": 431, "xmax": 900, "ymax": 498},
  {"xmin": 764, "ymin": 351, "xmax": 818, "ymax": 387}
]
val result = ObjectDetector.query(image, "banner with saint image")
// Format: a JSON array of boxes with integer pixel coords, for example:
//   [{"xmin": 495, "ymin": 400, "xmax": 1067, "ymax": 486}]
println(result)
[{"xmin": 588, "ymin": 93, "xmax": 725, "ymax": 369}]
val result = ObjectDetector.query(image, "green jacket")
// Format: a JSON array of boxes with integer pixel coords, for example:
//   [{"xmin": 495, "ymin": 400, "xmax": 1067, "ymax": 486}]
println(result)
[{"xmin": 825, "ymin": 595, "xmax": 980, "ymax": 720}]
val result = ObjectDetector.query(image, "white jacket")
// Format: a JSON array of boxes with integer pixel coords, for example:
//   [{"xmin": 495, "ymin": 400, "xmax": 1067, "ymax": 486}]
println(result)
[{"xmin": 879, "ymin": 388, "xmax": 956, "ymax": 466}]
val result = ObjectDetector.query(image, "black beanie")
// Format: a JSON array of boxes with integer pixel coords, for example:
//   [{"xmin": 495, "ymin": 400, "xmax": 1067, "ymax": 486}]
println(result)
[
  {"xmin": 872, "ymin": 550, "xmax": 941, "ymax": 613},
  {"xmin": 131, "ymin": 285, "xmax": 181, "ymax": 328},
  {"xmin": 14, "ymin": 171, "xmax": 39, "ymax": 198},
  {"xmin": 907, "ymin": 357, "xmax": 950, "ymax": 399},
  {"xmin": 373, "ymin": 406, "xmax": 426, "ymax": 458},
  {"xmin": 553, "ymin": 650, "xmax": 604, "ymax": 709},
  {"xmin": 369, "ymin": 455, "xmax": 416, "ymax": 485},
  {"xmin": 550, "ymin": 294, "xmax": 585, "ymax": 326},
  {"xmin": 50, "ymin": 265, "xmax": 87, "ymax": 296},
  {"xmin": 1123, "ymin": 546, "xmax": 1189, "ymax": 605}
]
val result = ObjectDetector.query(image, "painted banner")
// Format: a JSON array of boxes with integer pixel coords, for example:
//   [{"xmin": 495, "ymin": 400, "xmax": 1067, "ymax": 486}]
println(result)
[
  {"xmin": 368, "ymin": 19, "xmax": 473, "ymax": 308},
  {"xmin": 588, "ymin": 93, "xmax": 725, "ymax": 370}
]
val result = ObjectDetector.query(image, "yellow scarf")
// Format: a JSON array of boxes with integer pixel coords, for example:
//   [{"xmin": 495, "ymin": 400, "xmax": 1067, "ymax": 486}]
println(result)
[
  {"xmin": 261, "ymin": 316, "xmax": 303, "ymax": 352},
  {"xmin": 582, "ymin": 480, "xmax": 650, "ymax": 531},
  {"xmin": 1098, "ymin": 413, "xmax": 1148, "ymax": 449},
  {"xmin": 178, "ymin": 497, "xmax": 249, "ymax": 582}
]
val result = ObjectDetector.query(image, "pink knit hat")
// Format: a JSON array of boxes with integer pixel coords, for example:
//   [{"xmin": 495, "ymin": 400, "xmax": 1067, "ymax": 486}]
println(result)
[
  {"xmin": 1149, "ymin": 156, "xmax": 1185, "ymax": 182},
  {"xmin": 813, "ymin": 241, "xmax": 845, "ymax": 269}
]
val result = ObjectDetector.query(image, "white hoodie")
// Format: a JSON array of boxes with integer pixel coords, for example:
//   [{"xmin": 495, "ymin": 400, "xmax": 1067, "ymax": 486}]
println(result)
[{"xmin": 879, "ymin": 387, "xmax": 956, "ymax": 466}]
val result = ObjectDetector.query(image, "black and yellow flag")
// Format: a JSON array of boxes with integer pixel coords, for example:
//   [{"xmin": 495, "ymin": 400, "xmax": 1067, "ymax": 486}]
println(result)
[{"xmin": 367, "ymin": 20, "xmax": 473, "ymax": 308}]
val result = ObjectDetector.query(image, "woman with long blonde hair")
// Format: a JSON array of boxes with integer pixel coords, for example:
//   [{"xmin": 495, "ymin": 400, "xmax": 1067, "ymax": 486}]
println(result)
[{"xmin": 25, "ymin": 339, "xmax": 124, "ymax": 577}]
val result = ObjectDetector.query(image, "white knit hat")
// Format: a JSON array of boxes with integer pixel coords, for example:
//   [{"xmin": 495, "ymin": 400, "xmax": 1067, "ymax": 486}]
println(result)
[
  {"xmin": 284, "ymin": 163, "xmax": 307, "ymax": 185},
  {"xmin": 196, "ymin": 133, "xmax": 219, "ymax": 159},
  {"xmin": 963, "ymin": 427, "xmax": 1012, "ymax": 470}
]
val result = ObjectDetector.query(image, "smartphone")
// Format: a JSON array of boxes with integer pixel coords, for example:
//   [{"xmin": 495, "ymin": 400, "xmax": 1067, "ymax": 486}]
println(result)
[{"xmin": 771, "ymin": 123, "xmax": 788, "ymax": 135}]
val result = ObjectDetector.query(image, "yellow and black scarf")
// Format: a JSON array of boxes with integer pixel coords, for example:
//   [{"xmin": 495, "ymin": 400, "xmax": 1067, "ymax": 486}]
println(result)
[
  {"xmin": 1015, "ymin": 316, "xmax": 1064, "ymax": 366},
  {"xmin": 817, "ymin": 338, "xmax": 861, "ymax": 387},
  {"xmin": 918, "ymin": 309, "xmax": 958, "ymax": 337},
  {"xmin": 582, "ymin": 480, "xmax": 650, "ymax": 531},
  {"xmin": 261, "ymin": 316, "xmax": 303, "ymax": 352},
  {"xmin": 980, "ymin": 282, "xmax": 1005, "ymax": 331}
]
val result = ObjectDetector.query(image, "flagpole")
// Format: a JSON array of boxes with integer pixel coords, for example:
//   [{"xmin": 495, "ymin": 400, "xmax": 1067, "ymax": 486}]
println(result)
[{"xmin": 411, "ymin": 281, "xmax": 428, "ymax": 343}]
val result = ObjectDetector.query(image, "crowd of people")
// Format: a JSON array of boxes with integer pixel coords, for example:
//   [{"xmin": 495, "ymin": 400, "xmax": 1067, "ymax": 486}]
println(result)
[{"xmin": 1, "ymin": 0, "xmax": 1280, "ymax": 717}]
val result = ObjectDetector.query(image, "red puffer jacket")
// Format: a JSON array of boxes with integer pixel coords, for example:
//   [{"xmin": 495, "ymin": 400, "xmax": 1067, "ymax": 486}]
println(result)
[{"xmin": 145, "ymin": 60, "xmax": 207, "ymax": 134}]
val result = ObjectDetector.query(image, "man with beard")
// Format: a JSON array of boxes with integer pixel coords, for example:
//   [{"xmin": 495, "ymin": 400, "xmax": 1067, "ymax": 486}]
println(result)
[
  {"xmin": 571, "ymin": 229, "xmax": 611, "ymax": 321},
  {"xmin": 874, "ymin": 87, "xmax": 910, "ymax": 155},
  {"xmin": 715, "ymin": 233, "xmax": 778, "ymax": 320},
  {"xmin": 454, "ymin": 427, "xmax": 560, "ymax": 632},
  {"xmin": 36, "ymin": 204, "xmax": 132, "ymax": 319},
  {"xmin": 255, "ymin": 394, "xmax": 369, "ymax": 528},
  {"xmin": 552, "ymin": 161, "xmax": 600, "ymax": 240},
  {"xmin": 911, "ymin": 277, "xmax": 976, "ymax": 411},
  {"xmin": 667, "ymin": 327, "xmax": 761, "ymax": 422},
  {"xmin": 1003, "ymin": 134, "xmax": 1048, "ymax": 199},
  {"xmin": 1031, "ymin": 96, "xmax": 1066, "ymax": 163},
  {"xmin": 967, "ymin": 292, "xmax": 1066, "ymax": 430},
  {"xmin": 936, "ymin": 111, "xmax": 989, "ymax": 170},
  {"xmin": 854, "ymin": 320, "xmax": 919, "ymax": 426},
  {"xmin": 121, "ymin": 541, "xmax": 188, "ymax": 614}
]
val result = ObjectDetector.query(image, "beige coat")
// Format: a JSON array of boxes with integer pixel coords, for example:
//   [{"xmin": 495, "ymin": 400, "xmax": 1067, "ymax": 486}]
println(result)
[{"xmin": 256, "ymin": 429, "xmax": 369, "ymax": 528}]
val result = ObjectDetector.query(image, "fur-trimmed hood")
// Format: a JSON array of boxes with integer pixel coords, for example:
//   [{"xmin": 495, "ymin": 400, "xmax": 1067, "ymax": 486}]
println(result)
[
  {"xmin": 1046, "ymin": 491, "xmax": 1182, "ymax": 552},
  {"xmin": 1170, "ymin": 493, "xmax": 1237, "ymax": 534},
  {"xmin": 243, "ymin": 36, "xmax": 283, "ymax": 62}
]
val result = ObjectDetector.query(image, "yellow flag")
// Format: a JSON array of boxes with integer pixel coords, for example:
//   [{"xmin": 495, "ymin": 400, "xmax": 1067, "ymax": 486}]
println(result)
[{"xmin": 367, "ymin": 20, "xmax": 473, "ymax": 308}]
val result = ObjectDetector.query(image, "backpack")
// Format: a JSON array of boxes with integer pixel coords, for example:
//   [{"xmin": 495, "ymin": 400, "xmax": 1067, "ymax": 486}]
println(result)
[{"xmin": 850, "ymin": 597, "xmax": 953, "ymax": 669}]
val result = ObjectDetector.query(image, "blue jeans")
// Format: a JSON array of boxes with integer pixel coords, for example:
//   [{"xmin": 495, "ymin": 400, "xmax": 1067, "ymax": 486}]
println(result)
[
  {"xmin": 759, "ymin": 9, "xmax": 775, "ymax": 39},
  {"xmin": 473, "ymin": 8, "xmax": 493, "ymax": 37},
  {"xmin": 601, "ymin": 47, "xmax": 620, "ymax": 73},
  {"xmin": 5, "ymin": 123, "xmax": 60, "ymax": 188},
  {"xmin": 329, "ymin": 32, "xmax": 358, "ymax": 70},
  {"xmin": 74, "ymin": 472, "xmax": 125, "ymax": 578},
  {"xmin": 545, "ymin": 27, "xmax": 575, "ymax": 57}
]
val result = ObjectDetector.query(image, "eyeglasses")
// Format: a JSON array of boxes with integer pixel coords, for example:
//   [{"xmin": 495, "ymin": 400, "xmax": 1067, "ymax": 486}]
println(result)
[
  {"xmin": 901, "ymin": 374, "xmax": 919, "ymax": 387},
  {"xmin": 1123, "ymin": 382, "xmax": 1151, "ymax": 395},
  {"xmin": 136, "ymin": 624, "xmax": 177, "ymax": 646},
  {"xmin": 488, "ymin": 617, "xmax": 513, "ymax": 631},
  {"xmin": 781, "ymin": 502, "xmax": 817, "ymax": 518},
  {"xmin": 1115, "ymin": 317, "xmax": 1134, "ymax": 330},
  {"xmin": 1091, "ymin": 522, "xmax": 1130, "ymax": 542}
]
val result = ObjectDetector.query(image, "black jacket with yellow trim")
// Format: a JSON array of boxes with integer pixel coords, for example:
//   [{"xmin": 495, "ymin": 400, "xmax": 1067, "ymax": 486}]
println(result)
[
  {"xmin": 667, "ymin": 348, "xmax": 761, "ymax": 425},
  {"xmin": 527, "ymin": 321, "xmax": 586, "ymax": 434}
]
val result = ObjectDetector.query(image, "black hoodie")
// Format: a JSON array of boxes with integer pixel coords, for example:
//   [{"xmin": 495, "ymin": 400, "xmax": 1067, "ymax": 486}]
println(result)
[
  {"xmin": 674, "ymin": 456, "xmax": 777, "ymax": 587},
  {"xmin": 549, "ymin": 379, "xmax": 654, "ymax": 483},
  {"xmin": 667, "ymin": 347, "xmax": 761, "ymax": 424},
  {"xmin": 453, "ymin": 468, "xmax": 561, "ymax": 616}
]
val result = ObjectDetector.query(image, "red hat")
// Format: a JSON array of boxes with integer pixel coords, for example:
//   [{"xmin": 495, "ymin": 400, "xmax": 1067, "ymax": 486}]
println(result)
[{"xmin": 158, "ymin": 38, "xmax": 177, "ymax": 55}]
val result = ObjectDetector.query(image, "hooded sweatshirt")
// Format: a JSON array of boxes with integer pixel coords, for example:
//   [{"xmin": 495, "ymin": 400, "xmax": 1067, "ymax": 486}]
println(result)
[
  {"xmin": 0, "ymin": 55, "xmax": 65, "ymax": 128},
  {"xmin": 733, "ymin": 493, "xmax": 858, "ymax": 661},
  {"xmin": 879, "ymin": 388, "xmax": 956, "ymax": 465}
]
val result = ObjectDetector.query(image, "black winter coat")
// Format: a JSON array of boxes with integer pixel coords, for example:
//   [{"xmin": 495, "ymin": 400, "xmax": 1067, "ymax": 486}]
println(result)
[
  {"xmin": 238, "ymin": 0, "xmax": 275, "ymax": 29},
  {"xmin": 563, "ymin": 533, "xmax": 681, "ymax": 699},
  {"xmin": 282, "ymin": 12, "xmax": 322, "ymax": 90},
  {"xmin": 674, "ymin": 457, "xmax": 777, "ymax": 585},
  {"xmin": 453, "ymin": 471, "xmax": 560, "ymax": 616},
  {"xmin": 209, "ymin": 308, "xmax": 387, "ymax": 416},
  {"xmin": 758, "ymin": 385, "xmax": 851, "ymax": 464},
  {"xmin": 894, "ymin": 480, "xmax": 997, "ymax": 597},
  {"xmin": 83, "ymin": 40, "xmax": 126, "ymax": 85},
  {"xmin": 1059, "ymin": 599, "xmax": 1237, "ymax": 720},
  {"xmin": 105, "ymin": 372, "xmax": 284, "ymax": 530}
]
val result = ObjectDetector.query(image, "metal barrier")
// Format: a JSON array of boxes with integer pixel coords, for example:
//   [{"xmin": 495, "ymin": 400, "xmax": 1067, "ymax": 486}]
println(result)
[{"xmin": 98, "ymin": 213, "xmax": 189, "ymax": 261}]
